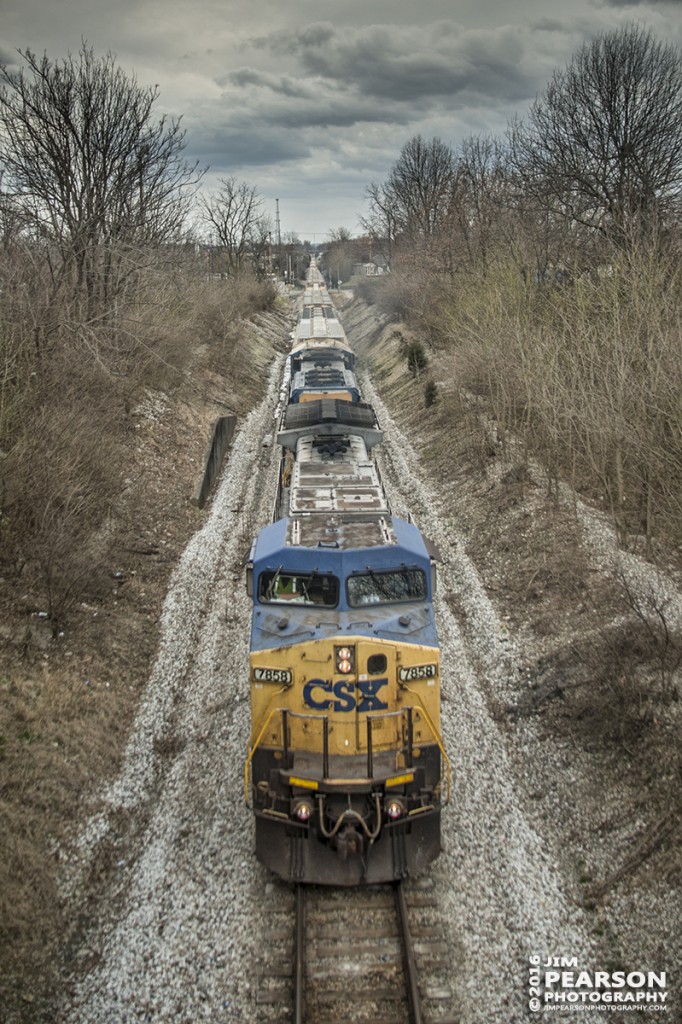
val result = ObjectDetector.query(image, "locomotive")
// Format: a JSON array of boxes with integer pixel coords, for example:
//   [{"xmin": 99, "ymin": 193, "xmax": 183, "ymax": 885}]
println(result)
[{"xmin": 244, "ymin": 260, "xmax": 449, "ymax": 885}]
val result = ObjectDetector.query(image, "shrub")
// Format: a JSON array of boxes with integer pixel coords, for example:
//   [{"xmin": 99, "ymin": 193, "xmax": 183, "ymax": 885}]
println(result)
[
  {"xmin": 424, "ymin": 379, "xmax": 438, "ymax": 407},
  {"xmin": 406, "ymin": 340, "xmax": 428, "ymax": 376}
]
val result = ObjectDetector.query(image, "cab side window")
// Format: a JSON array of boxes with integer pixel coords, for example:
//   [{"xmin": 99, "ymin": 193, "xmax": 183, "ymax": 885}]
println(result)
[
  {"xmin": 346, "ymin": 568, "xmax": 427, "ymax": 607},
  {"xmin": 259, "ymin": 571, "xmax": 339, "ymax": 607}
]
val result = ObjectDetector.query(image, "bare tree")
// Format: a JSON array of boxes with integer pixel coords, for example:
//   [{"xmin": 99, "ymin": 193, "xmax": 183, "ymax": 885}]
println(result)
[
  {"xmin": 455, "ymin": 136, "xmax": 589, "ymax": 282},
  {"xmin": 199, "ymin": 176, "xmax": 266, "ymax": 274},
  {"xmin": 363, "ymin": 135, "xmax": 456, "ymax": 268},
  {"xmin": 509, "ymin": 24, "xmax": 682, "ymax": 249},
  {"xmin": 449, "ymin": 135, "xmax": 512, "ymax": 272},
  {"xmin": 0, "ymin": 43, "xmax": 202, "ymax": 330},
  {"xmin": 324, "ymin": 228, "xmax": 359, "ymax": 286},
  {"xmin": 390, "ymin": 136, "xmax": 456, "ymax": 239},
  {"xmin": 363, "ymin": 180, "xmax": 400, "ymax": 267}
]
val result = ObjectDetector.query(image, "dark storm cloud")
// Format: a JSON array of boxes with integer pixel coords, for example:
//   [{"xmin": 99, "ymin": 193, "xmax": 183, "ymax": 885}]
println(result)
[
  {"xmin": 253, "ymin": 21, "xmax": 538, "ymax": 108},
  {"xmin": 182, "ymin": 94, "xmax": 415, "ymax": 179},
  {"xmin": 225, "ymin": 68, "xmax": 312, "ymax": 100},
  {"xmin": 257, "ymin": 99, "xmax": 411, "ymax": 131},
  {"xmin": 216, "ymin": 73, "xmax": 415, "ymax": 133},
  {"xmin": 253, "ymin": 22, "xmax": 335, "ymax": 54},
  {"xmin": 188, "ymin": 17, "xmax": 560, "ymax": 183},
  {"xmin": 191, "ymin": 121, "xmax": 305, "ymax": 168}
]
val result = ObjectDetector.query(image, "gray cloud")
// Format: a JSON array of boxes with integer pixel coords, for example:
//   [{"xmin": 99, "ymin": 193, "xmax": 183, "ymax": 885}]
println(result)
[
  {"xmin": 2, "ymin": 0, "xmax": 681, "ymax": 234},
  {"xmin": 190, "ymin": 120, "xmax": 306, "ymax": 168},
  {"xmin": 224, "ymin": 68, "xmax": 312, "ymax": 100},
  {"xmin": 252, "ymin": 21, "xmax": 336, "ymax": 55},
  {"xmin": 218, "ymin": 83, "xmax": 414, "ymax": 132},
  {"xmin": 254, "ymin": 21, "xmax": 540, "ymax": 107},
  {"xmin": 0, "ymin": 44, "xmax": 19, "ymax": 67}
]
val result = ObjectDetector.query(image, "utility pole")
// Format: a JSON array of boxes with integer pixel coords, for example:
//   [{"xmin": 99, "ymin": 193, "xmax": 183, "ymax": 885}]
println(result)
[{"xmin": 275, "ymin": 199, "xmax": 281, "ymax": 278}]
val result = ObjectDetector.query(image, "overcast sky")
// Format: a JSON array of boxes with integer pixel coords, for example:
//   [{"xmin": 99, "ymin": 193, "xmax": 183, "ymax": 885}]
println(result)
[{"xmin": 1, "ymin": 0, "xmax": 681, "ymax": 241}]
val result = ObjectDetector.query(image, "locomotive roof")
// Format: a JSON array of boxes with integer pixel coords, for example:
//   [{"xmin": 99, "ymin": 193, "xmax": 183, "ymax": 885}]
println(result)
[
  {"xmin": 283, "ymin": 399, "xmax": 378, "ymax": 430},
  {"xmin": 291, "ymin": 365, "xmax": 357, "ymax": 389},
  {"xmin": 299, "ymin": 305, "xmax": 336, "ymax": 320},
  {"xmin": 290, "ymin": 336, "xmax": 353, "ymax": 357},
  {"xmin": 302, "ymin": 289, "xmax": 333, "ymax": 307},
  {"xmin": 294, "ymin": 309, "xmax": 346, "ymax": 341},
  {"xmin": 252, "ymin": 513, "xmax": 430, "ymax": 561},
  {"xmin": 277, "ymin": 399, "xmax": 383, "ymax": 452},
  {"xmin": 288, "ymin": 434, "xmax": 388, "ymax": 517}
]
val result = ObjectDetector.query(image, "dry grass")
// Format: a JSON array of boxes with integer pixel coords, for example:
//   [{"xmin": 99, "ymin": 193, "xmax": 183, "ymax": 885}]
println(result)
[
  {"xmin": 436, "ymin": 246, "xmax": 682, "ymax": 554},
  {"xmin": 0, "ymin": 656, "xmax": 141, "ymax": 1008}
]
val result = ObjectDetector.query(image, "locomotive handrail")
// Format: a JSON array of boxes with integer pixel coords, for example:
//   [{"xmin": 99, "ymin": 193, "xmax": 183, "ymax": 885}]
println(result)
[
  {"xmin": 397, "ymin": 685, "xmax": 452, "ymax": 804},
  {"xmin": 316, "ymin": 794, "xmax": 383, "ymax": 841},
  {"xmin": 245, "ymin": 700, "xmax": 450, "ymax": 804},
  {"xmin": 244, "ymin": 689, "xmax": 289, "ymax": 805}
]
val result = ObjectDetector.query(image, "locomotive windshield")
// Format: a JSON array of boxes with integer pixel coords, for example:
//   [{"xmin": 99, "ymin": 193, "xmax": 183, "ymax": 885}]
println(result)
[
  {"xmin": 346, "ymin": 568, "xmax": 427, "ymax": 607},
  {"xmin": 259, "ymin": 569, "xmax": 339, "ymax": 607}
]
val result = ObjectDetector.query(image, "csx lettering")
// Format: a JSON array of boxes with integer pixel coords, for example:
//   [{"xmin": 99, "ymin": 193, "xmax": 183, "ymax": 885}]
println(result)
[{"xmin": 303, "ymin": 678, "xmax": 389, "ymax": 712}]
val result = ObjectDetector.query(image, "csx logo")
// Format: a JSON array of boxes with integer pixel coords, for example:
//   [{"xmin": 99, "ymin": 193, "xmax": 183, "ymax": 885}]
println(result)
[{"xmin": 303, "ymin": 678, "xmax": 388, "ymax": 713}]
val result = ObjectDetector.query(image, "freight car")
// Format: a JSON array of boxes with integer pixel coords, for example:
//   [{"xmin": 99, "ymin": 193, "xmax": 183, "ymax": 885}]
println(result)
[{"xmin": 244, "ymin": 260, "xmax": 449, "ymax": 886}]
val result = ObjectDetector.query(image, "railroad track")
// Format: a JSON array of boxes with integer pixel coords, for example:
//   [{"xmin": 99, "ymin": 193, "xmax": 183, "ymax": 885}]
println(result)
[{"xmin": 255, "ymin": 877, "xmax": 460, "ymax": 1023}]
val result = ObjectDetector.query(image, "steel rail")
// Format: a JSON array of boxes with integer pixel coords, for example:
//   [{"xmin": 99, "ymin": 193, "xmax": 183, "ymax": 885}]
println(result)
[
  {"xmin": 394, "ymin": 881, "xmax": 424, "ymax": 1024},
  {"xmin": 294, "ymin": 884, "xmax": 306, "ymax": 1024},
  {"xmin": 292, "ymin": 881, "xmax": 424, "ymax": 1023}
]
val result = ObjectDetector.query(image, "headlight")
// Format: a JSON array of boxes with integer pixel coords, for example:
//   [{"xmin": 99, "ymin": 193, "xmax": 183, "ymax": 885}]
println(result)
[{"xmin": 335, "ymin": 645, "xmax": 355, "ymax": 674}]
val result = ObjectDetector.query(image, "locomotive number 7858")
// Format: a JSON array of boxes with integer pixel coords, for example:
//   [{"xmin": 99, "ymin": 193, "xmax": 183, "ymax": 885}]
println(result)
[
  {"xmin": 398, "ymin": 663, "xmax": 437, "ymax": 682},
  {"xmin": 253, "ymin": 667, "xmax": 292, "ymax": 685}
]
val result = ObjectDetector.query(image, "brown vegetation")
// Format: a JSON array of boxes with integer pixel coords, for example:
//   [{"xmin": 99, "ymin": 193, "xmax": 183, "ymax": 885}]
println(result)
[
  {"xmin": 0, "ymin": 265, "xmax": 279, "ymax": 1015},
  {"xmin": 437, "ymin": 246, "xmax": 682, "ymax": 554}
]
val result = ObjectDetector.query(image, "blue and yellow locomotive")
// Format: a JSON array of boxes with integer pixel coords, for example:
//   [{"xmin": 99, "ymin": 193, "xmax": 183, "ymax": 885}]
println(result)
[{"xmin": 244, "ymin": 261, "xmax": 449, "ymax": 886}]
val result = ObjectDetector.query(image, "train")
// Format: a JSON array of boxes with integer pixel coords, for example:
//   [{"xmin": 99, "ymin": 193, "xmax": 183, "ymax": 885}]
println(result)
[{"xmin": 244, "ymin": 259, "xmax": 450, "ymax": 886}]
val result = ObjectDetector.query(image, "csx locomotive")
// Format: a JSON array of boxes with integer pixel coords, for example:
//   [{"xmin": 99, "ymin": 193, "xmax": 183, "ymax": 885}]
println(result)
[{"xmin": 244, "ymin": 260, "xmax": 449, "ymax": 885}]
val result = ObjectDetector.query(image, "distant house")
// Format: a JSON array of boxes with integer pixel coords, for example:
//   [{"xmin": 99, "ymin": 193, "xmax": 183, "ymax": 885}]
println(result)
[{"xmin": 353, "ymin": 261, "xmax": 388, "ymax": 277}]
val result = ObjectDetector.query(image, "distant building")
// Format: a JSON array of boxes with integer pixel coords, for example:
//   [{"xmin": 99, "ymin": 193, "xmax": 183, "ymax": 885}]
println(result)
[{"xmin": 353, "ymin": 261, "xmax": 387, "ymax": 277}]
